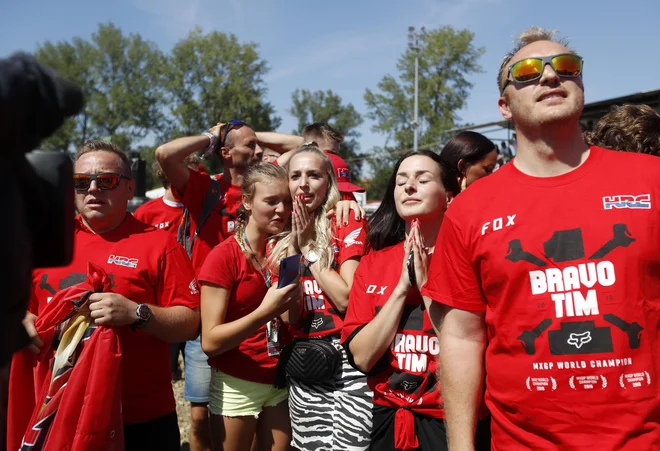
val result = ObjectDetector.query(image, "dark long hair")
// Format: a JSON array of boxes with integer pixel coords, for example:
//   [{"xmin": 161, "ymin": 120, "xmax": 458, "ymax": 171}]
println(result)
[
  {"xmin": 440, "ymin": 131, "xmax": 497, "ymax": 176},
  {"xmin": 367, "ymin": 150, "xmax": 460, "ymax": 251}
]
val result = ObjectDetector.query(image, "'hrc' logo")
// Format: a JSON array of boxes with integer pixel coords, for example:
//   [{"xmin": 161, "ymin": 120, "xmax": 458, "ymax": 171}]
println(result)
[
  {"xmin": 108, "ymin": 254, "xmax": 139, "ymax": 269},
  {"xmin": 603, "ymin": 194, "xmax": 651, "ymax": 210}
]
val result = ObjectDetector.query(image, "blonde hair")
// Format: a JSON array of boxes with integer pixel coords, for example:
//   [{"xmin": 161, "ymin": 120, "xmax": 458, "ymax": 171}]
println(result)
[
  {"xmin": 233, "ymin": 163, "xmax": 290, "ymax": 263},
  {"xmin": 268, "ymin": 145, "xmax": 341, "ymax": 271},
  {"xmin": 498, "ymin": 27, "xmax": 572, "ymax": 95}
]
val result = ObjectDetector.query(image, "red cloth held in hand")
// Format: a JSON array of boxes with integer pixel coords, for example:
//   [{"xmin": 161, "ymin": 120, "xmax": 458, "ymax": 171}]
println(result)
[{"xmin": 7, "ymin": 262, "xmax": 124, "ymax": 451}]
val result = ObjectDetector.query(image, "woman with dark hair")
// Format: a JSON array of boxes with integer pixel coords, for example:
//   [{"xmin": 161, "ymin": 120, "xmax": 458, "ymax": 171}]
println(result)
[
  {"xmin": 440, "ymin": 131, "xmax": 499, "ymax": 190},
  {"xmin": 341, "ymin": 150, "xmax": 491, "ymax": 451}
]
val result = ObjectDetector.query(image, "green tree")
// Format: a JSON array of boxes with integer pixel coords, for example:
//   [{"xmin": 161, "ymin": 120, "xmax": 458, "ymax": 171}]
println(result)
[
  {"xmin": 166, "ymin": 27, "xmax": 281, "ymax": 134},
  {"xmin": 35, "ymin": 38, "xmax": 98, "ymax": 152},
  {"xmin": 361, "ymin": 146, "xmax": 398, "ymax": 201},
  {"xmin": 289, "ymin": 89, "xmax": 364, "ymax": 175},
  {"xmin": 365, "ymin": 26, "xmax": 484, "ymax": 151},
  {"xmin": 164, "ymin": 28, "xmax": 281, "ymax": 173},
  {"xmin": 89, "ymin": 23, "xmax": 166, "ymax": 150},
  {"xmin": 35, "ymin": 23, "xmax": 167, "ymax": 153},
  {"xmin": 363, "ymin": 26, "xmax": 484, "ymax": 199}
]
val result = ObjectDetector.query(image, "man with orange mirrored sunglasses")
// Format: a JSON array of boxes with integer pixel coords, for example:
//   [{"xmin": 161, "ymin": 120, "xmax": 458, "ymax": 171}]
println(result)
[
  {"xmin": 25, "ymin": 140, "xmax": 201, "ymax": 450},
  {"xmin": 425, "ymin": 27, "xmax": 660, "ymax": 450}
]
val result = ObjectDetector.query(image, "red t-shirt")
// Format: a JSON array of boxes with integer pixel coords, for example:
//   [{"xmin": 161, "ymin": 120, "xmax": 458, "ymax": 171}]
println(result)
[
  {"xmin": 198, "ymin": 237, "xmax": 282, "ymax": 384},
  {"xmin": 30, "ymin": 214, "xmax": 200, "ymax": 425},
  {"xmin": 133, "ymin": 197, "xmax": 183, "ymax": 238},
  {"xmin": 342, "ymin": 242, "xmax": 443, "ymax": 417},
  {"xmin": 172, "ymin": 169, "xmax": 242, "ymax": 273},
  {"xmin": 291, "ymin": 215, "xmax": 367, "ymax": 338},
  {"xmin": 423, "ymin": 146, "xmax": 660, "ymax": 450}
]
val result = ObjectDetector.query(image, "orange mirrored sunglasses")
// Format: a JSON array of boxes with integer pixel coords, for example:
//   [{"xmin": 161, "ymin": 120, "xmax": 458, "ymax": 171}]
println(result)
[
  {"xmin": 502, "ymin": 53, "xmax": 583, "ymax": 92},
  {"xmin": 73, "ymin": 172, "xmax": 131, "ymax": 190}
]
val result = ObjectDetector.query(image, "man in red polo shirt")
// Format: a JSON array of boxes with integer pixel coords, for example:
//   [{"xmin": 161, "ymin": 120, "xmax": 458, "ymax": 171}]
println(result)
[
  {"xmin": 424, "ymin": 27, "xmax": 660, "ymax": 450},
  {"xmin": 155, "ymin": 120, "xmax": 254, "ymax": 451},
  {"xmin": 25, "ymin": 140, "xmax": 200, "ymax": 451}
]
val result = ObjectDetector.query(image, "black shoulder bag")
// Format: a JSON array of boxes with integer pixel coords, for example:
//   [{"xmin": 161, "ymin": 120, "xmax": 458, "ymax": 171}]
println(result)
[{"xmin": 274, "ymin": 337, "xmax": 342, "ymax": 388}]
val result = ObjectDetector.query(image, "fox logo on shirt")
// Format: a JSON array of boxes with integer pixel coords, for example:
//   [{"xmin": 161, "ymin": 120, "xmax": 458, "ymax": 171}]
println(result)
[
  {"xmin": 108, "ymin": 254, "xmax": 139, "ymax": 268},
  {"xmin": 401, "ymin": 380, "xmax": 419, "ymax": 391},
  {"xmin": 567, "ymin": 331, "xmax": 592, "ymax": 349}
]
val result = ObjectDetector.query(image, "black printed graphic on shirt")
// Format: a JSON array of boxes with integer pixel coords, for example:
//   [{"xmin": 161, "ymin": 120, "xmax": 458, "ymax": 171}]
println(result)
[{"xmin": 506, "ymin": 224, "xmax": 643, "ymax": 356}]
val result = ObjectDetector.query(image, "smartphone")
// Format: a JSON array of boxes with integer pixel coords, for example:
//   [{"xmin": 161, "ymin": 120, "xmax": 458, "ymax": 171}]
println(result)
[
  {"xmin": 408, "ymin": 251, "xmax": 417, "ymax": 287},
  {"xmin": 278, "ymin": 254, "xmax": 301, "ymax": 288}
]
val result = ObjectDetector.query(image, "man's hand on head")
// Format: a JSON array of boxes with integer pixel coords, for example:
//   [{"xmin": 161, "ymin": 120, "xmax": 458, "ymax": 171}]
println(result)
[{"xmin": 210, "ymin": 123, "xmax": 223, "ymax": 139}]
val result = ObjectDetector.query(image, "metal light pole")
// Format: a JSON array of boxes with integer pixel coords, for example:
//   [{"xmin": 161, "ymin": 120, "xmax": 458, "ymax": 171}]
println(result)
[{"xmin": 408, "ymin": 26, "xmax": 424, "ymax": 152}]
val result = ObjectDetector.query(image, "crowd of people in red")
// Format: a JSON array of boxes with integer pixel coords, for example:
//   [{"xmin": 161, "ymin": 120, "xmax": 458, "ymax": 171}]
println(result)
[{"xmin": 6, "ymin": 25, "xmax": 660, "ymax": 451}]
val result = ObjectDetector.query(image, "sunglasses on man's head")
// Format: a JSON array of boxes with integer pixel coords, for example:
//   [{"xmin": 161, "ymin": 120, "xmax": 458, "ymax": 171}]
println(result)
[
  {"xmin": 73, "ymin": 172, "xmax": 131, "ymax": 191},
  {"xmin": 219, "ymin": 120, "xmax": 250, "ymax": 148},
  {"xmin": 502, "ymin": 53, "xmax": 583, "ymax": 92}
]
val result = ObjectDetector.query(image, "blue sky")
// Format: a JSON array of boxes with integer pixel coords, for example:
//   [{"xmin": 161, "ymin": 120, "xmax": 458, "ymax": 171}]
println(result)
[{"xmin": 2, "ymin": 0, "xmax": 659, "ymax": 156}]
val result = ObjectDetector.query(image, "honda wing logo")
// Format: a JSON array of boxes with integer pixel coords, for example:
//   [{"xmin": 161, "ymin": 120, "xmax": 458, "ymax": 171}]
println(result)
[
  {"xmin": 108, "ymin": 254, "xmax": 139, "ymax": 268},
  {"xmin": 344, "ymin": 228, "xmax": 363, "ymax": 247},
  {"xmin": 189, "ymin": 279, "xmax": 199, "ymax": 295},
  {"xmin": 602, "ymin": 194, "xmax": 651, "ymax": 210},
  {"xmin": 567, "ymin": 331, "xmax": 592, "ymax": 349}
]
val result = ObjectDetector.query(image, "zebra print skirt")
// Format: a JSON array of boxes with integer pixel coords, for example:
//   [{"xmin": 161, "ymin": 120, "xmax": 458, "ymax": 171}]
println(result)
[{"xmin": 288, "ymin": 337, "xmax": 373, "ymax": 451}]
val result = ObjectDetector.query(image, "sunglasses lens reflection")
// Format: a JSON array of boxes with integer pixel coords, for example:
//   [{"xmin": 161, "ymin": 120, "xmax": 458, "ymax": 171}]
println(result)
[
  {"xmin": 73, "ymin": 174, "xmax": 122, "ymax": 190},
  {"xmin": 552, "ymin": 54, "xmax": 582, "ymax": 77},
  {"xmin": 511, "ymin": 59, "xmax": 543, "ymax": 82}
]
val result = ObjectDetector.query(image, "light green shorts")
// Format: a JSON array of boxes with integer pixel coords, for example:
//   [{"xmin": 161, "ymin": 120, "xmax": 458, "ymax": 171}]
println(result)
[{"xmin": 208, "ymin": 369, "xmax": 288, "ymax": 417}]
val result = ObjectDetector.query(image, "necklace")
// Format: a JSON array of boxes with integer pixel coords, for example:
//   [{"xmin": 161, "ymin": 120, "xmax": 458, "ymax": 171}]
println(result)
[{"xmin": 243, "ymin": 229, "xmax": 272, "ymax": 288}]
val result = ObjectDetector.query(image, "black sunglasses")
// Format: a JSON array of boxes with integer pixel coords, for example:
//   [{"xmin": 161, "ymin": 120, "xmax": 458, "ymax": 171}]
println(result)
[{"xmin": 73, "ymin": 172, "xmax": 131, "ymax": 191}]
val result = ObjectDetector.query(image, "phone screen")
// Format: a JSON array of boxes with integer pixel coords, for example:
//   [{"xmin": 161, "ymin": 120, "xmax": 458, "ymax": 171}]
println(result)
[{"xmin": 278, "ymin": 254, "xmax": 301, "ymax": 288}]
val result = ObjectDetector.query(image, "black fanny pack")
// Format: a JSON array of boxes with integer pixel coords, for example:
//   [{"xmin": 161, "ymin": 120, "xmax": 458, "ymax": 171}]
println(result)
[{"xmin": 274, "ymin": 337, "xmax": 342, "ymax": 388}]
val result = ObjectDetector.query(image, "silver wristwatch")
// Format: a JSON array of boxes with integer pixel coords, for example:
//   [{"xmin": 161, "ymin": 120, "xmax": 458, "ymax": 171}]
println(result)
[
  {"xmin": 131, "ymin": 303, "xmax": 153, "ymax": 330},
  {"xmin": 302, "ymin": 249, "xmax": 320, "ymax": 271}
]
